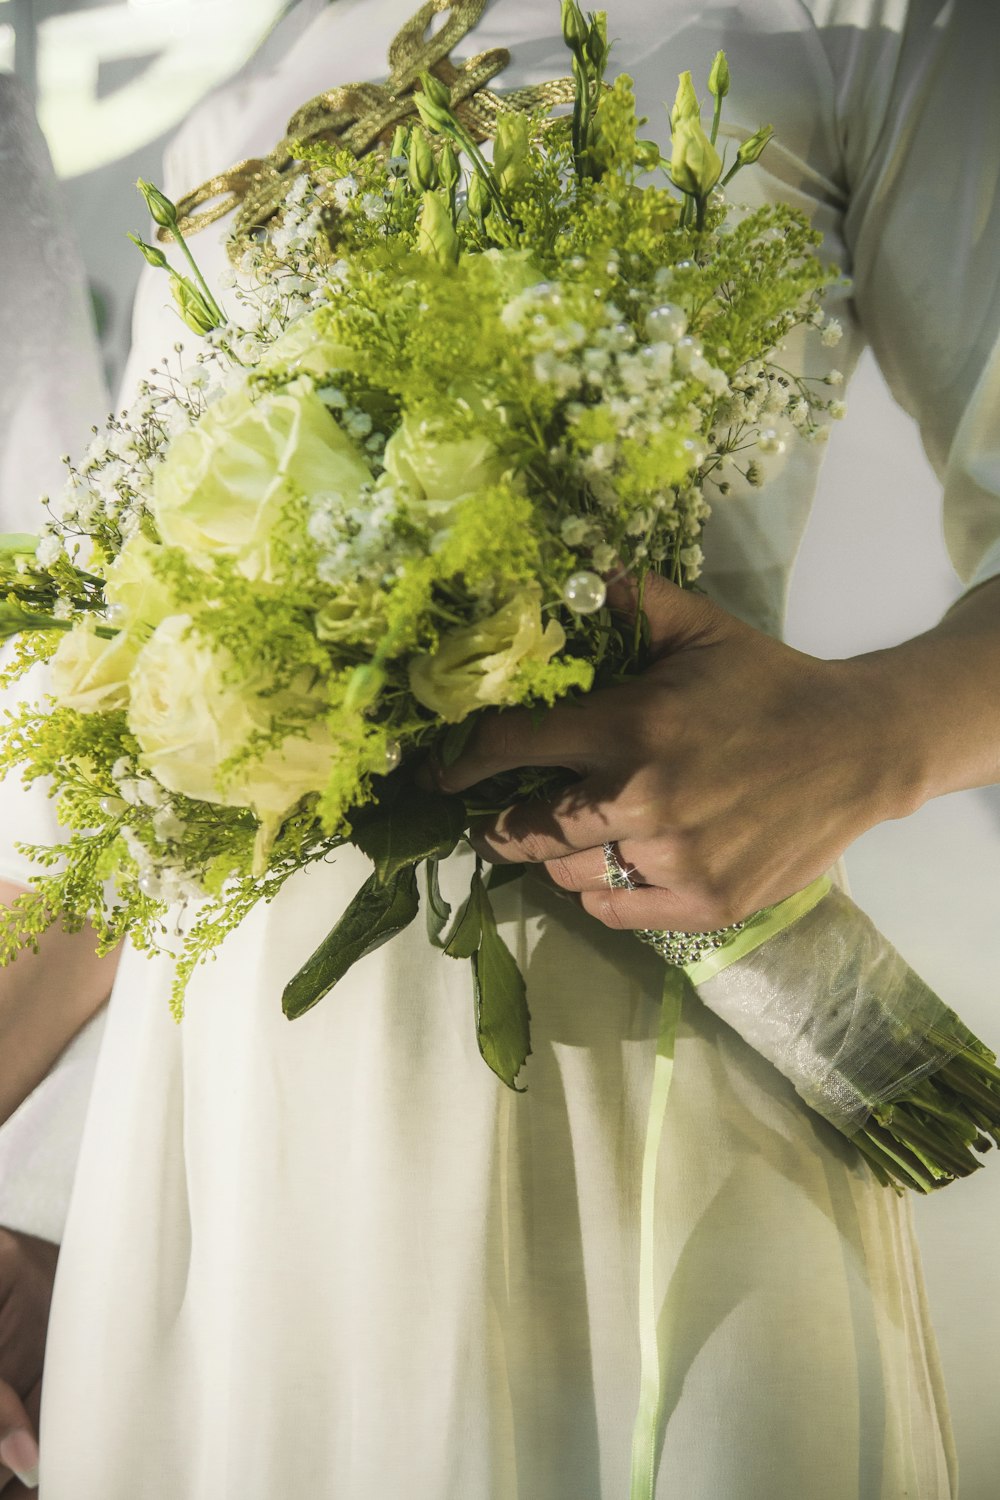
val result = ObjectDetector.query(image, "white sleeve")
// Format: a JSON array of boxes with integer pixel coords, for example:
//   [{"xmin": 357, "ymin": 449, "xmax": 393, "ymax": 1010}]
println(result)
[
  {"xmin": 808, "ymin": 0, "xmax": 1000, "ymax": 596},
  {"xmin": 0, "ymin": 81, "xmax": 109, "ymax": 1243}
]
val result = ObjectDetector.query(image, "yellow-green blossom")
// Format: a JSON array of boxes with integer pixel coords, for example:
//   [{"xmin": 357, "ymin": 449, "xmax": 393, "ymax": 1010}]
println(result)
[
  {"xmin": 408, "ymin": 589, "xmax": 566, "ymax": 722},
  {"xmin": 127, "ymin": 614, "xmax": 335, "ymax": 822},
  {"xmin": 152, "ymin": 383, "xmax": 371, "ymax": 581},
  {"xmin": 381, "ymin": 413, "xmax": 510, "ymax": 526},
  {"xmin": 50, "ymin": 622, "xmax": 140, "ymax": 714}
]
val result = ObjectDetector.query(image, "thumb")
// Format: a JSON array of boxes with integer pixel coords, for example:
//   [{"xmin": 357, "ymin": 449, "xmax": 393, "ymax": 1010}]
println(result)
[
  {"xmin": 605, "ymin": 568, "xmax": 725, "ymax": 655},
  {"xmin": 0, "ymin": 1380, "xmax": 40, "ymax": 1490}
]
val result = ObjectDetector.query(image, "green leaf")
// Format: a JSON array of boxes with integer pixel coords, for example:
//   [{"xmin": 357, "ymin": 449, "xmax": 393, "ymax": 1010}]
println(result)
[
  {"xmin": 443, "ymin": 883, "xmax": 482, "ymax": 959},
  {"xmin": 352, "ymin": 784, "xmax": 467, "ymax": 883},
  {"xmin": 468, "ymin": 872, "xmax": 531, "ymax": 1090},
  {"xmin": 282, "ymin": 865, "xmax": 420, "ymax": 1019},
  {"xmin": 425, "ymin": 856, "xmax": 452, "ymax": 947}
]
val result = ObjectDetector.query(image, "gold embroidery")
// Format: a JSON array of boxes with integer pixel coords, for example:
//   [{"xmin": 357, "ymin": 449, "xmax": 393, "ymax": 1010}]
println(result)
[{"xmin": 161, "ymin": 0, "xmax": 575, "ymax": 258}]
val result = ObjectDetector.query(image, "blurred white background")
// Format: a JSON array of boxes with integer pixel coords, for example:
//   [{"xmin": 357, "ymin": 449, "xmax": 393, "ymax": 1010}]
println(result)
[{"xmin": 2, "ymin": 1, "xmax": 998, "ymax": 1493}]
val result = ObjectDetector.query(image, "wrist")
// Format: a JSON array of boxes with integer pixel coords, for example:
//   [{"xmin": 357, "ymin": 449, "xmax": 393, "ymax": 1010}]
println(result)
[{"xmin": 831, "ymin": 649, "xmax": 936, "ymax": 824}]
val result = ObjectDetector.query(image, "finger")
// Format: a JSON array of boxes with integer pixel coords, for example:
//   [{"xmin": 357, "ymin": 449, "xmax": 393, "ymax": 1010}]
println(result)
[
  {"xmin": 543, "ymin": 841, "xmax": 652, "ymax": 893},
  {"xmin": 0, "ymin": 1381, "xmax": 39, "ymax": 1491},
  {"xmin": 579, "ymin": 883, "xmax": 752, "ymax": 933},
  {"xmin": 433, "ymin": 701, "xmax": 604, "ymax": 794},
  {"xmin": 469, "ymin": 782, "xmax": 633, "ymax": 865}
]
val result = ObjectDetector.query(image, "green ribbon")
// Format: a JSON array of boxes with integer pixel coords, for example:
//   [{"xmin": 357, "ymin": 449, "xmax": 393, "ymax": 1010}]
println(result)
[{"xmin": 627, "ymin": 872, "xmax": 832, "ymax": 1498}]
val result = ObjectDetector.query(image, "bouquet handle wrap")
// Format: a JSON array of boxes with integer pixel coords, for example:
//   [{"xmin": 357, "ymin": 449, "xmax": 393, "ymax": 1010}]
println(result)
[{"xmin": 683, "ymin": 880, "xmax": 976, "ymax": 1139}]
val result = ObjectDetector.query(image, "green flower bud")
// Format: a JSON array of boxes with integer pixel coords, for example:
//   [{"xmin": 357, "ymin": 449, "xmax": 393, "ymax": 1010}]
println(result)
[
  {"xmin": 736, "ymin": 123, "xmax": 774, "ymax": 166},
  {"xmin": 136, "ymin": 177, "xmax": 178, "ymax": 229},
  {"xmin": 408, "ymin": 127, "xmax": 439, "ymax": 192},
  {"xmin": 342, "ymin": 662, "xmax": 387, "ymax": 715},
  {"xmin": 708, "ymin": 50, "xmax": 730, "ymax": 98},
  {"xmin": 561, "ymin": 0, "xmax": 588, "ymax": 50},
  {"xmin": 170, "ymin": 276, "xmax": 221, "ymax": 336},
  {"xmin": 670, "ymin": 70, "xmax": 701, "ymax": 129},
  {"xmin": 467, "ymin": 170, "xmax": 491, "ymax": 222},
  {"xmin": 417, "ymin": 190, "xmax": 460, "ymax": 267},
  {"xmin": 439, "ymin": 141, "xmax": 461, "ymax": 193},
  {"xmin": 419, "ymin": 71, "xmax": 452, "ymax": 111},
  {"xmin": 128, "ymin": 232, "xmax": 168, "ymax": 270},
  {"xmin": 391, "ymin": 124, "xmax": 409, "ymax": 159},
  {"xmin": 668, "ymin": 116, "xmax": 723, "ymax": 197},
  {"xmin": 494, "ymin": 111, "xmax": 531, "ymax": 195},
  {"xmin": 413, "ymin": 91, "xmax": 453, "ymax": 137},
  {"xmin": 585, "ymin": 11, "xmax": 609, "ymax": 71},
  {"xmin": 635, "ymin": 138, "xmax": 663, "ymax": 171}
]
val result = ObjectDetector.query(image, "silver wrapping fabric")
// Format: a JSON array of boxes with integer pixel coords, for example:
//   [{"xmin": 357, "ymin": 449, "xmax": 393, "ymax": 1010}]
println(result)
[{"xmin": 693, "ymin": 884, "xmax": 976, "ymax": 1137}]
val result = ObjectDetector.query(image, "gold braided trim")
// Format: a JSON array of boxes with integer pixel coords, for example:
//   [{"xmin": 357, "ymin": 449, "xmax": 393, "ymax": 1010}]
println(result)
[{"xmin": 161, "ymin": 0, "xmax": 575, "ymax": 259}]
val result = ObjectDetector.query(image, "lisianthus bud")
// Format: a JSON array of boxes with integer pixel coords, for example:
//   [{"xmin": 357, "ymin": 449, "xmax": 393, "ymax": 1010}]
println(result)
[
  {"xmin": 635, "ymin": 138, "xmax": 662, "ymax": 171},
  {"xmin": 391, "ymin": 124, "xmax": 409, "ymax": 158},
  {"xmin": 736, "ymin": 123, "xmax": 774, "ymax": 166},
  {"xmin": 419, "ymin": 71, "xmax": 452, "ymax": 110},
  {"xmin": 408, "ymin": 127, "xmax": 439, "ymax": 192},
  {"xmin": 414, "ymin": 91, "xmax": 452, "ymax": 137},
  {"xmin": 669, "ymin": 116, "xmax": 722, "ymax": 197},
  {"xmin": 585, "ymin": 11, "xmax": 609, "ymax": 70},
  {"xmin": 171, "ymin": 276, "xmax": 221, "ymax": 335},
  {"xmin": 708, "ymin": 50, "xmax": 730, "ymax": 98},
  {"xmin": 136, "ymin": 177, "xmax": 178, "ymax": 229},
  {"xmin": 439, "ymin": 141, "xmax": 461, "ymax": 193},
  {"xmin": 669, "ymin": 70, "xmax": 701, "ymax": 129},
  {"xmin": 342, "ymin": 662, "xmax": 386, "ymax": 715},
  {"xmin": 561, "ymin": 0, "xmax": 588, "ymax": 50},
  {"xmin": 494, "ymin": 111, "xmax": 531, "ymax": 195},
  {"xmin": 467, "ymin": 170, "xmax": 491, "ymax": 222},
  {"xmin": 417, "ymin": 190, "xmax": 460, "ymax": 267},
  {"xmin": 128, "ymin": 232, "xmax": 168, "ymax": 270}
]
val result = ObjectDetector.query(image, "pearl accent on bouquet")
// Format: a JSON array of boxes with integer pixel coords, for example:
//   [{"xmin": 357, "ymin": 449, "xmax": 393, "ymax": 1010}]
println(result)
[
  {"xmin": 644, "ymin": 303, "xmax": 687, "ymax": 342},
  {"xmin": 562, "ymin": 571, "xmax": 607, "ymax": 613}
]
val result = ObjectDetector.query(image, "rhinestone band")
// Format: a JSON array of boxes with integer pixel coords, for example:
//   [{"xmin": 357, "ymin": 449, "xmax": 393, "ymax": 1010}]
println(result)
[{"xmin": 602, "ymin": 841, "xmax": 746, "ymax": 968}]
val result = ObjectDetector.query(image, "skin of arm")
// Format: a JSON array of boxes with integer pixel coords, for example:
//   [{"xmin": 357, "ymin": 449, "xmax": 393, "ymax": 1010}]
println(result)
[
  {"xmin": 0, "ymin": 883, "xmax": 120, "ymax": 1128},
  {"xmin": 430, "ymin": 570, "xmax": 1000, "ymax": 933}
]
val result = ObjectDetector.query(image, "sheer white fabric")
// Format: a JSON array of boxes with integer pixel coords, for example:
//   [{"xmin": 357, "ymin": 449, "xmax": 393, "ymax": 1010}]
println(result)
[
  {"xmin": 0, "ymin": 78, "xmax": 109, "ymax": 1244},
  {"xmin": 15, "ymin": 0, "xmax": 1000, "ymax": 1493}
]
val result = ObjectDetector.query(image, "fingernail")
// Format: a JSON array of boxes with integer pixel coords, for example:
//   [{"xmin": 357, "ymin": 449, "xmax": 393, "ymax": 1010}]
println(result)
[{"xmin": 1, "ymin": 1428, "xmax": 40, "ymax": 1486}]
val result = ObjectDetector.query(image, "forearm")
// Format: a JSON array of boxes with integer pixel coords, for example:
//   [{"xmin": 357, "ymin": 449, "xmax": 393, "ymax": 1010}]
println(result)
[
  {"xmin": 0, "ymin": 882, "xmax": 120, "ymax": 1126},
  {"xmin": 854, "ymin": 574, "xmax": 1000, "ymax": 812}
]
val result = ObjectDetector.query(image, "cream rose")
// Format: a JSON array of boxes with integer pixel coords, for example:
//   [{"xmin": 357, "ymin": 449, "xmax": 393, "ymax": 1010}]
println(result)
[
  {"xmin": 152, "ymin": 384, "xmax": 371, "ymax": 580},
  {"xmin": 408, "ymin": 589, "xmax": 566, "ymax": 723},
  {"xmin": 103, "ymin": 534, "xmax": 179, "ymax": 631},
  {"xmin": 50, "ymin": 622, "xmax": 140, "ymax": 714},
  {"xmin": 127, "ymin": 614, "xmax": 335, "ymax": 821},
  {"xmin": 260, "ymin": 309, "xmax": 359, "ymax": 378},
  {"xmin": 380, "ymin": 414, "xmax": 509, "ymax": 528}
]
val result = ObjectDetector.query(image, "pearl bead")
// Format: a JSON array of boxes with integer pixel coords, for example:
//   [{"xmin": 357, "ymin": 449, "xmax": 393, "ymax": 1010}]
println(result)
[
  {"xmin": 673, "ymin": 335, "xmax": 703, "ymax": 370},
  {"xmin": 98, "ymin": 795, "xmax": 125, "ymax": 816},
  {"xmin": 138, "ymin": 870, "xmax": 162, "ymax": 898},
  {"xmin": 644, "ymin": 303, "xmax": 688, "ymax": 343},
  {"xmin": 562, "ymin": 571, "xmax": 607, "ymax": 614},
  {"xmin": 383, "ymin": 740, "xmax": 402, "ymax": 773},
  {"xmin": 757, "ymin": 428, "xmax": 786, "ymax": 454}
]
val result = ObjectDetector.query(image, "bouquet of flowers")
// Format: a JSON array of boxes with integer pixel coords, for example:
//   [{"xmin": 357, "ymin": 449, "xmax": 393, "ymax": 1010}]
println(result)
[{"xmin": 1, "ymin": 0, "xmax": 998, "ymax": 1203}]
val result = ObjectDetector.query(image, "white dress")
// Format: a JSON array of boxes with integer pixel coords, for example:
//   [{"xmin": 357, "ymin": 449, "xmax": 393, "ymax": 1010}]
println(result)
[{"xmin": 7, "ymin": 0, "xmax": 1000, "ymax": 1494}]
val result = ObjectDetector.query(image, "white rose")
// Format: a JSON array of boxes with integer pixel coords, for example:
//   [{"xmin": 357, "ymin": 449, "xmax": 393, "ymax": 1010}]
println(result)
[
  {"xmin": 152, "ymin": 383, "xmax": 371, "ymax": 581},
  {"xmin": 50, "ymin": 622, "xmax": 140, "ymax": 713},
  {"xmin": 408, "ymin": 589, "xmax": 566, "ymax": 723},
  {"xmin": 380, "ymin": 414, "xmax": 510, "ymax": 528},
  {"xmin": 127, "ymin": 615, "xmax": 335, "ymax": 821}
]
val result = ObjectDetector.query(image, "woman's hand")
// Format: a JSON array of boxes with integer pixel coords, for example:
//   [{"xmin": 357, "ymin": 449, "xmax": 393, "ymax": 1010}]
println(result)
[
  {"xmin": 0, "ymin": 1228, "xmax": 58, "ymax": 1493},
  {"xmin": 431, "ymin": 573, "xmax": 921, "ymax": 932}
]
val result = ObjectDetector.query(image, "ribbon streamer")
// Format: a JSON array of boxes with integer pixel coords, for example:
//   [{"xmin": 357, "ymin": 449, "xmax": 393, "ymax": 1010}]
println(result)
[{"xmin": 161, "ymin": 0, "xmax": 575, "ymax": 258}]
